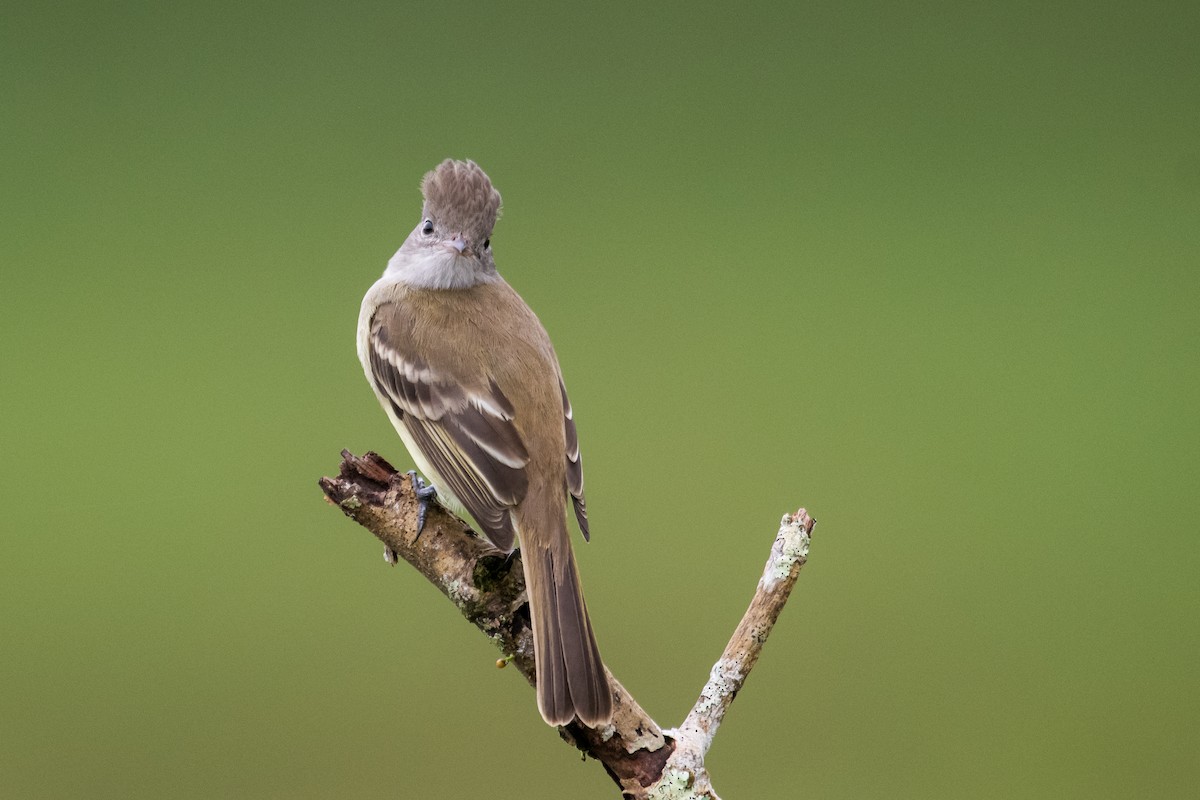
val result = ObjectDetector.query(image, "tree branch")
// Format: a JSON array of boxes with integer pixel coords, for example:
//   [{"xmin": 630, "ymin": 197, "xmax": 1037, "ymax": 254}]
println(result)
[
  {"xmin": 320, "ymin": 451, "xmax": 815, "ymax": 798},
  {"xmin": 654, "ymin": 510, "xmax": 814, "ymax": 799}
]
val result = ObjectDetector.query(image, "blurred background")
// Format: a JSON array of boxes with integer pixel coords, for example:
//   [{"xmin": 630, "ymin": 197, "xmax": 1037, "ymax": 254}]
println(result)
[{"xmin": 2, "ymin": 1, "xmax": 1198, "ymax": 797}]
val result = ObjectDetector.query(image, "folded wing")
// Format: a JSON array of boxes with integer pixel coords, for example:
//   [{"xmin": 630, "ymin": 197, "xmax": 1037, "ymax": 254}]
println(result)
[{"xmin": 367, "ymin": 314, "xmax": 529, "ymax": 552}]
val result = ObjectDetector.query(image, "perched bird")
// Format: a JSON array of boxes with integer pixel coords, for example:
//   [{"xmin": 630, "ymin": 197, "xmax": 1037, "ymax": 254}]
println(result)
[{"xmin": 356, "ymin": 159, "xmax": 613, "ymax": 727}]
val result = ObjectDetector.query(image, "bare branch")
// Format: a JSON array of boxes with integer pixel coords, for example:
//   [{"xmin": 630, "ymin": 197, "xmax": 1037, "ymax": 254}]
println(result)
[
  {"xmin": 655, "ymin": 511, "xmax": 815, "ymax": 799},
  {"xmin": 320, "ymin": 451, "xmax": 815, "ymax": 799}
]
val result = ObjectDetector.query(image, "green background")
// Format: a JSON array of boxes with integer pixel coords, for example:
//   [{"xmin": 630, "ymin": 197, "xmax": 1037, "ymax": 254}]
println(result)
[{"xmin": 3, "ymin": 2, "xmax": 1198, "ymax": 797}]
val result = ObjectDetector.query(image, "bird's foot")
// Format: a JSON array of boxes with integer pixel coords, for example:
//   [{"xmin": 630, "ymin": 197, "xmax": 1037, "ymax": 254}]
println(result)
[{"xmin": 407, "ymin": 470, "xmax": 439, "ymax": 539}]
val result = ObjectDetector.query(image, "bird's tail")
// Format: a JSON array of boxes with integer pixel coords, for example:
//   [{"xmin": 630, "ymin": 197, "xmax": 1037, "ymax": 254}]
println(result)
[{"xmin": 522, "ymin": 535, "xmax": 612, "ymax": 727}]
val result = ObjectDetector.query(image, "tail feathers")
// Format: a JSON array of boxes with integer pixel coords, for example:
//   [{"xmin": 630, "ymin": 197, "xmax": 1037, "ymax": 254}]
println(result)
[{"xmin": 527, "ymin": 545, "xmax": 613, "ymax": 727}]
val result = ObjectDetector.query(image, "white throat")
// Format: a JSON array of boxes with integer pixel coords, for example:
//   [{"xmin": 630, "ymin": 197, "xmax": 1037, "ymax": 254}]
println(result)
[{"xmin": 384, "ymin": 245, "xmax": 498, "ymax": 290}]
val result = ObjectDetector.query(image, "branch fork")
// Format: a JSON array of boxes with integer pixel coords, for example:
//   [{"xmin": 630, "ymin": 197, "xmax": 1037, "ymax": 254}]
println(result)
[{"xmin": 320, "ymin": 451, "xmax": 815, "ymax": 799}]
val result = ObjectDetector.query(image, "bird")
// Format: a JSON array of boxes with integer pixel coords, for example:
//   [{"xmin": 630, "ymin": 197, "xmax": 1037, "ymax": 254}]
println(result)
[{"xmin": 356, "ymin": 159, "xmax": 613, "ymax": 727}]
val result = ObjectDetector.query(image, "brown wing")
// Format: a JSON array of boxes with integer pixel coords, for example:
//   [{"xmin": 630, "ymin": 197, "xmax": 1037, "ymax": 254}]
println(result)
[
  {"xmin": 368, "ymin": 313, "xmax": 529, "ymax": 551},
  {"xmin": 559, "ymin": 377, "xmax": 589, "ymax": 541}
]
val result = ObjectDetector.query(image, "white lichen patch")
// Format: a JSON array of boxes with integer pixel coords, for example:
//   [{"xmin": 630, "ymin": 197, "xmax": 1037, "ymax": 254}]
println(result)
[
  {"xmin": 646, "ymin": 767, "xmax": 695, "ymax": 800},
  {"xmin": 761, "ymin": 514, "xmax": 811, "ymax": 588},
  {"xmin": 441, "ymin": 578, "xmax": 470, "ymax": 606},
  {"xmin": 703, "ymin": 659, "xmax": 743, "ymax": 709},
  {"xmin": 684, "ymin": 657, "xmax": 744, "ymax": 749}
]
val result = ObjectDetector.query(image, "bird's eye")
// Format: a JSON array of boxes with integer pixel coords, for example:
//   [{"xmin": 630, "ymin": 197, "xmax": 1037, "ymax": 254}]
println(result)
[
  {"xmin": 421, "ymin": 219, "xmax": 434, "ymax": 235},
  {"xmin": 483, "ymin": 238, "xmax": 490, "ymax": 249}
]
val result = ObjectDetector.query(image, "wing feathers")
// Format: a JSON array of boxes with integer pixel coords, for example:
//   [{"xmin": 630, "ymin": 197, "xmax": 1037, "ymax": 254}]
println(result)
[
  {"xmin": 369, "ymin": 309, "xmax": 592, "ymax": 548},
  {"xmin": 559, "ymin": 377, "xmax": 590, "ymax": 540},
  {"xmin": 369, "ymin": 320, "xmax": 528, "ymax": 551}
]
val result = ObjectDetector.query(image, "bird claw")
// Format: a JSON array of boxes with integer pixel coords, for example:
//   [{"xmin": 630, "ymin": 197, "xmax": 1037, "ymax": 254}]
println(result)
[{"xmin": 407, "ymin": 470, "xmax": 439, "ymax": 539}]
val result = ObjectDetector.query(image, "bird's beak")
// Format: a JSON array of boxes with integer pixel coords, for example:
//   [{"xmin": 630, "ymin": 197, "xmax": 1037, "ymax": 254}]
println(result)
[{"xmin": 446, "ymin": 235, "xmax": 471, "ymax": 257}]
